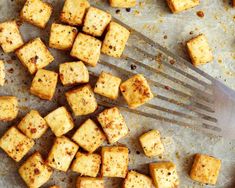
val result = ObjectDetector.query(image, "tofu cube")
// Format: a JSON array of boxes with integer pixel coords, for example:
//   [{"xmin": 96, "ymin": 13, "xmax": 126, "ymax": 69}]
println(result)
[
  {"xmin": 83, "ymin": 7, "xmax": 111, "ymax": 37},
  {"xmin": 76, "ymin": 177, "xmax": 104, "ymax": 188},
  {"xmin": 101, "ymin": 146, "xmax": 129, "ymax": 178},
  {"xmin": 190, "ymin": 154, "xmax": 221, "ymax": 185},
  {"xmin": 30, "ymin": 69, "xmax": 58, "ymax": 100},
  {"xmin": 0, "ymin": 60, "xmax": 5, "ymax": 86},
  {"xmin": 233, "ymin": 0, "xmax": 235, "ymax": 7},
  {"xmin": 49, "ymin": 186, "xmax": 60, "ymax": 188},
  {"xmin": 94, "ymin": 71, "xmax": 121, "ymax": 100},
  {"xmin": 0, "ymin": 21, "xmax": 24, "ymax": 53},
  {"xmin": 44, "ymin": 106, "xmax": 74, "ymax": 137},
  {"xmin": 46, "ymin": 136, "xmax": 79, "ymax": 172},
  {"xmin": 120, "ymin": 74, "xmax": 154, "ymax": 108},
  {"xmin": 167, "ymin": 0, "xmax": 200, "ymax": 13},
  {"xmin": 20, "ymin": 0, "xmax": 53, "ymax": 28},
  {"xmin": 60, "ymin": 0, "xmax": 90, "ymax": 26},
  {"xmin": 0, "ymin": 126, "xmax": 34, "ymax": 162},
  {"xmin": 19, "ymin": 152, "xmax": 53, "ymax": 188},
  {"xmin": 149, "ymin": 162, "xmax": 179, "ymax": 188},
  {"xmin": 101, "ymin": 21, "xmax": 130, "ymax": 58},
  {"xmin": 186, "ymin": 34, "xmax": 213, "ymax": 66},
  {"xmin": 17, "ymin": 110, "xmax": 48, "ymax": 139},
  {"xmin": 70, "ymin": 33, "xmax": 101, "ymax": 67},
  {"xmin": 109, "ymin": 0, "xmax": 136, "ymax": 8},
  {"xmin": 97, "ymin": 107, "xmax": 128, "ymax": 144},
  {"xmin": 139, "ymin": 130, "xmax": 164, "ymax": 157},
  {"xmin": 71, "ymin": 152, "xmax": 101, "ymax": 177},
  {"xmin": 123, "ymin": 171, "xmax": 153, "ymax": 188},
  {"xmin": 59, "ymin": 61, "xmax": 89, "ymax": 86},
  {"xmin": 65, "ymin": 84, "xmax": 98, "ymax": 116},
  {"xmin": 0, "ymin": 96, "xmax": 18, "ymax": 121},
  {"xmin": 72, "ymin": 119, "xmax": 106, "ymax": 153},
  {"xmin": 16, "ymin": 38, "xmax": 54, "ymax": 74},
  {"xmin": 49, "ymin": 23, "xmax": 78, "ymax": 50}
]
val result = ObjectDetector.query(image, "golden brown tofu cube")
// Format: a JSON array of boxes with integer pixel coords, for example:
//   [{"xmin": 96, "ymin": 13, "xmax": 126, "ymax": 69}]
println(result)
[
  {"xmin": 30, "ymin": 69, "xmax": 58, "ymax": 100},
  {"xmin": 190, "ymin": 154, "xmax": 221, "ymax": 185},
  {"xmin": 94, "ymin": 72, "xmax": 121, "ymax": 100},
  {"xmin": 0, "ymin": 21, "xmax": 24, "ymax": 53},
  {"xmin": 233, "ymin": 0, "xmax": 235, "ymax": 7},
  {"xmin": 101, "ymin": 21, "xmax": 130, "ymax": 58},
  {"xmin": 20, "ymin": 0, "xmax": 53, "ymax": 28},
  {"xmin": 186, "ymin": 34, "xmax": 213, "ymax": 66},
  {"xmin": 59, "ymin": 61, "xmax": 89, "ymax": 86},
  {"xmin": 17, "ymin": 110, "xmax": 48, "ymax": 139},
  {"xmin": 83, "ymin": 7, "xmax": 111, "ymax": 37},
  {"xmin": 0, "ymin": 96, "xmax": 18, "ymax": 121},
  {"xmin": 60, "ymin": 0, "xmax": 90, "ymax": 26},
  {"xmin": 0, "ymin": 126, "xmax": 34, "ymax": 162},
  {"xmin": 109, "ymin": 0, "xmax": 136, "ymax": 8},
  {"xmin": 101, "ymin": 146, "xmax": 129, "ymax": 178},
  {"xmin": 76, "ymin": 177, "xmax": 104, "ymax": 188},
  {"xmin": 16, "ymin": 38, "xmax": 54, "ymax": 74},
  {"xmin": 166, "ymin": 0, "xmax": 200, "ymax": 13},
  {"xmin": 72, "ymin": 119, "xmax": 106, "ymax": 153},
  {"xmin": 49, "ymin": 186, "xmax": 60, "ymax": 188},
  {"xmin": 0, "ymin": 60, "xmax": 5, "ymax": 86}
]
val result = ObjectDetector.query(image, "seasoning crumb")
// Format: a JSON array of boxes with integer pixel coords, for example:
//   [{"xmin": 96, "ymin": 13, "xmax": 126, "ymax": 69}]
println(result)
[
  {"xmin": 116, "ymin": 9, "xmax": 120, "ymax": 14},
  {"xmin": 196, "ymin": 11, "xmax": 204, "ymax": 18},
  {"xmin": 126, "ymin": 8, "xmax": 131, "ymax": 12},
  {"xmin": 163, "ymin": 35, "xmax": 167, "ymax": 39},
  {"xmin": 131, "ymin": 64, "xmax": 137, "ymax": 70}
]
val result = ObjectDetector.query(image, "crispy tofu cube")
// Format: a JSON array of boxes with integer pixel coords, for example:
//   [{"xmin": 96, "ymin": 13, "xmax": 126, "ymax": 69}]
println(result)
[
  {"xmin": 72, "ymin": 119, "xmax": 106, "ymax": 153},
  {"xmin": 17, "ymin": 110, "xmax": 48, "ymax": 139},
  {"xmin": 30, "ymin": 69, "xmax": 58, "ymax": 100},
  {"xmin": 83, "ymin": 7, "xmax": 111, "ymax": 37},
  {"xmin": 0, "ymin": 126, "xmax": 34, "ymax": 162},
  {"xmin": 0, "ymin": 21, "xmax": 24, "ymax": 53},
  {"xmin": 187, "ymin": 34, "xmax": 213, "ymax": 66},
  {"xmin": 190, "ymin": 154, "xmax": 221, "ymax": 185},
  {"xmin": 123, "ymin": 171, "xmax": 153, "ymax": 188},
  {"xmin": 97, "ymin": 107, "xmax": 128, "ymax": 144},
  {"xmin": 49, "ymin": 23, "xmax": 78, "ymax": 50},
  {"xmin": 149, "ymin": 162, "xmax": 179, "ymax": 188},
  {"xmin": 0, "ymin": 60, "xmax": 5, "ymax": 86},
  {"xmin": 71, "ymin": 152, "xmax": 101, "ymax": 177},
  {"xmin": 16, "ymin": 38, "xmax": 54, "ymax": 74},
  {"xmin": 166, "ymin": 0, "xmax": 199, "ymax": 13},
  {"xmin": 49, "ymin": 186, "xmax": 60, "ymax": 188},
  {"xmin": 70, "ymin": 33, "xmax": 101, "ymax": 66},
  {"xmin": 120, "ymin": 74, "xmax": 154, "ymax": 108},
  {"xmin": 20, "ymin": 0, "xmax": 53, "ymax": 28},
  {"xmin": 59, "ymin": 61, "xmax": 89, "ymax": 86},
  {"xmin": 76, "ymin": 177, "xmax": 104, "ymax": 188},
  {"xmin": 65, "ymin": 84, "xmax": 98, "ymax": 116},
  {"xmin": 101, "ymin": 21, "xmax": 130, "ymax": 58},
  {"xmin": 233, "ymin": 0, "xmax": 235, "ymax": 7},
  {"xmin": 60, "ymin": 0, "xmax": 90, "ymax": 26},
  {"xmin": 101, "ymin": 146, "xmax": 129, "ymax": 178},
  {"xmin": 94, "ymin": 72, "xmax": 121, "ymax": 100},
  {"xmin": 139, "ymin": 130, "xmax": 164, "ymax": 157},
  {"xmin": 46, "ymin": 136, "xmax": 79, "ymax": 172},
  {"xmin": 109, "ymin": 0, "xmax": 136, "ymax": 8},
  {"xmin": 0, "ymin": 96, "xmax": 18, "ymax": 121},
  {"xmin": 44, "ymin": 106, "xmax": 74, "ymax": 137}
]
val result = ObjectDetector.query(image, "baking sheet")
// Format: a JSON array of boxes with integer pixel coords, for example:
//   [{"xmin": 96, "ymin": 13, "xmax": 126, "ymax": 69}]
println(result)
[{"xmin": 0, "ymin": 0, "xmax": 235, "ymax": 187}]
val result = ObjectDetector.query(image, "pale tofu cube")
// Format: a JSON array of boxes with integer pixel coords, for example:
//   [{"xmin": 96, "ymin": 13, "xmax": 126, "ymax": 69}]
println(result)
[
  {"xmin": 97, "ymin": 107, "xmax": 128, "ymax": 144},
  {"xmin": 20, "ymin": 0, "xmax": 53, "ymax": 28},
  {"xmin": 94, "ymin": 71, "xmax": 121, "ymax": 100},
  {"xmin": 83, "ymin": 7, "xmax": 111, "ymax": 37},
  {"xmin": 71, "ymin": 152, "xmax": 101, "ymax": 177},
  {"xmin": 16, "ymin": 38, "xmax": 54, "ymax": 74},
  {"xmin": 186, "ymin": 34, "xmax": 213, "ymax": 66},
  {"xmin": 70, "ymin": 33, "xmax": 101, "ymax": 66},
  {"xmin": 149, "ymin": 162, "xmax": 179, "ymax": 188},
  {"xmin": 0, "ymin": 60, "xmax": 5, "ymax": 86},
  {"xmin": 49, "ymin": 23, "xmax": 78, "ymax": 50},
  {"xmin": 166, "ymin": 0, "xmax": 199, "ymax": 13},
  {"xmin": 139, "ymin": 130, "xmax": 164, "ymax": 157},
  {"xmin": 76, "ymin": 177, "xmax": 104, "ymax": 188},
  {"xmin": 109, "ymin": 0, "xmax": 136, "ymax": 8},
  {"xmin": 19, "ymin": 152, "xmax": 53, "ymax": 188},
  {"xmin": 0, "ymin": 96, "xmax": 18, "ymax": 121},
  {"xmin": 120, "ymin": 74, "xmax": 154, "ymax": 108},
  {"xmin": 30, "ymin": 69, "xmax": 58, "ymax": 100},
  {"xmin": 59, "ymin": 61, "xmax": 89, "ymax": 86},
  {"xmin": 44, "ymin": 106, "xmax": 74, "ymax": 137},
  {"xmin": 65, "ymin": 84, "xmax": 98, "ymax": 116},
  {"xmin": 72, "ymin": 119, "xmax": 106, "ymax": 153},
  {"xmin": 190, "ymin": 154, "xmax": 221, "ymax": 185},
  {"xmin": 101, "ymin": 146, "xmax": 129, "ymax": 178},
  {"xmin": 46, "ymin": 136, "xmax": 79, "ymax": 172},
  {"xmin": 17, "ymin": 110, "xmax": 48, "ymax": 139},
  {"xmin": 101, "ymin": 21, "xmax": 130, "ymax": 58},
  {"xmin": 123, "ymin": 171, "xmax": 153, "ymax": 188},
  {"xmin": 0, "ymin": 126, "xmax": 34, "ymax": 162},
  {"xmin": 60, "ymin": 0, "xmax": 90, "ymax": 26},
  {"xmin": 0, "ymin": 21, "xmax": 24, "ymax": 53}
]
